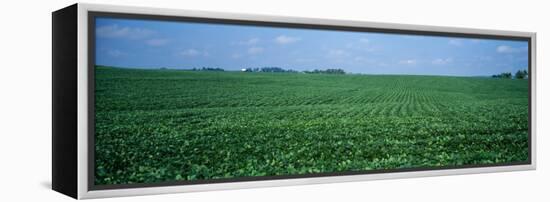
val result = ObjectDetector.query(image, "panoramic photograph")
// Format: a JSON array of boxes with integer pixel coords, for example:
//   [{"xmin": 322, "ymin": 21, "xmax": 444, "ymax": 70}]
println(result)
[{"xmin": 93, "ymin": 17, "xmax": 530, "ymax": 185}]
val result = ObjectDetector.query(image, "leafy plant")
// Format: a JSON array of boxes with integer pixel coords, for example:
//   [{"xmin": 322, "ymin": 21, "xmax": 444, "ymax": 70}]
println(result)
[{"xmin": 94, "ymin": 66, "xmax": 529, "ymax": 185}]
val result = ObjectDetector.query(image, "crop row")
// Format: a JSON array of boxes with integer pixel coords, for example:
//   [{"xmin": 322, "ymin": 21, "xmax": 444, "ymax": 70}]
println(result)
[{"xmin": 94, "ymin": 66, "xmax": 529, "ymax": 185}]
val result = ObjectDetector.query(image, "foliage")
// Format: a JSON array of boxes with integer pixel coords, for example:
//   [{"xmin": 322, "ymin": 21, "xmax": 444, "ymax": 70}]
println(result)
[
  {"xmin": 242, "ymin": 67, "xmax": 299, "ymax": 73},
  {"xmin": 95, "ymin": 66, "xmax": 529, "ymax": 185},
  {"xmin": 324, "ymin": 68, "xmax": 346, "ymax": 74},
  {"xmin": 515, "ymin": 69, "xmax": 528, "ymax": 79},
  {"xmin": 304, "ymin": 68, "xmax": 346, "ymax": 74},
  {"xmin": 192, "ymin": 67, "xmax": 225, "ymax": 71},
  {"xmin": 492, "ymin": 72, "xmax": 512, "ymax": 79}
]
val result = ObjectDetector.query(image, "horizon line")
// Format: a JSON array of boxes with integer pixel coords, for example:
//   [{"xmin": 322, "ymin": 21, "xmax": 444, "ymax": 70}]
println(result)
[{"xmin": 96, "ymin": 64, "xmax": 529, "ymax": 78}]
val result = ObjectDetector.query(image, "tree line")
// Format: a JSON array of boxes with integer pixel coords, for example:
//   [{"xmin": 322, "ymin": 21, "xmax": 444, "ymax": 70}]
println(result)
[
  {"xmin": 180, "ymin": 66, "xmax": 347, "ymax": 74},
  {"xmin": 191, "ymin": 67, "xmax": 225, "ymax": 71},
  {"xmin": 491, "ymin": 69, "xmax": 528, "ymax": 79},
  {"xmin": 242, "ymin": 67, "xmax": 299, "ymax": 73},
  {"xmin": 303, "ymin": 69, "xmax": 346, "ymax": 74},
  {"xmin": 242, "ymin": 67, "xmax": 346, "ymax": 74}
]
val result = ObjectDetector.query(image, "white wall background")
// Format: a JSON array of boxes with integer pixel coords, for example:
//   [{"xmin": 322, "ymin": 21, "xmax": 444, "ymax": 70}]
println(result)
[{"xmin": 0, "ymin": 0, "xmax": 547, "ymax": 201}]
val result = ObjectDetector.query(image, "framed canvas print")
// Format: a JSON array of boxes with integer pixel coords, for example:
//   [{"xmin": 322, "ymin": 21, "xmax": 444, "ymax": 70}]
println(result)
[{"xmin": 52, "ymin": 3, "xmax": 536, "ymax": 199}]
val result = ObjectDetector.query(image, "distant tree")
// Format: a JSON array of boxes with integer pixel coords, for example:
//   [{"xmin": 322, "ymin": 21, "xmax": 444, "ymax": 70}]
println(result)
[
  {"xmin": 325, "ymin": 68, "xmax": 345, "ymax": 74},
  {"xmin": 515, "ymin": 69, "xmax": 528, "ymax": 79},
  {"xmin": 492, "ymin": 72, "xmax": 512, "ymax": 79},
  {"xmin": 199, "ymin": 67, "xmax": 224, "ymax": 71},
  {"xmin": 260, "ymin": 67, "xmax": 286, "ymax": 72},
  {"xmin": 304, "ymin": 68, "xmax": 346, "ymax": 74},
  {"xmin": 286, "ymin": 69, "xmax": 299, "ymax": 73},
  {"xmin": 243, "ymin": 67, "xmax": 299, "ymax": 73}
]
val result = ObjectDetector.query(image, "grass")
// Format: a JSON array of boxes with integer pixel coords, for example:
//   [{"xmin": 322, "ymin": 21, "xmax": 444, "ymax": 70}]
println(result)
[{"xmin": 94, "ymin": 66, "xmax": 529, "ymax": 185}]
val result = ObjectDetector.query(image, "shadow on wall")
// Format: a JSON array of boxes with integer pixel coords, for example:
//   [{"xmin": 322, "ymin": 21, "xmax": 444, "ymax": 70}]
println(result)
[{"xmin": 40, "ymin": 181, "xmax": 51, "ymax": 189}]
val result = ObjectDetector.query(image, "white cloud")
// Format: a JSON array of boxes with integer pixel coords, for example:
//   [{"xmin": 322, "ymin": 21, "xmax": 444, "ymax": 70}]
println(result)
[
  {"xmin": 354, "ymin": 56, "xmax": 366, "ymax": 61},
  {"xmin": 236, "ymin": 38, "xmax": 260, "ymax": 46},
  {"xmin": 345, "ymin": 38, "xmax": 375, "ymax": 52},
  {"xmin": 327, "ymin": 49, "xmax": 348, "ymax": 57},
  {"xmin": 469, "ymin": 39, "xmax": 481, "ymax": 44},
  {"xmin": 354, "ymin": 56, "xmax": 376, "ymax": 63},
  {"xmin": 478, "ymin": 56, "xmax": 493, "ymax": 61},
  {"xmin": 295, "ymin": 58, "xmax": 314, "ymax": 63},
  {"xmin": 448, "ymin": 39, "xmax": 463, "ymax": 46},
  {"xmin": 231, "ymin": 46, "xmax": 264, "ymax": 59},
  {"xmin": 247, "ymin": 47, "xmax": 264, "ymax": 54},
  {"xmin": 496, "ymin": 45, "xmax": 513, "ymax": 53},
  {"xmin": 107, "ymin": 49, "xmax": 126, "ymax": 57},
  {"xmin": 432, "ymin": 58, "xmax": 453, "ymax": 65},
  {"xmin": 179, "ymin": 49, "xmax": 207, "ymax": 57},
  {"xmin": 231, "ymin": 53, "xmax": 243, "ymax": 59},
  {"xmin": 275, "ymin": 35, "xmax": 300, "ymax": 44},
  {"xmin": 399, "ymin": 59, "xmax": 417, "ymax": 65},
  {"xmin": 496, "ymin": 45, "xmax": 527, "ymax": 53},
  {"xmin": 146, "ymin": 38, "xmax": 169, "ymax": 46},
  {"xmin": 96, "ymin": 24, "xmax": 154, "ymax": 39}
]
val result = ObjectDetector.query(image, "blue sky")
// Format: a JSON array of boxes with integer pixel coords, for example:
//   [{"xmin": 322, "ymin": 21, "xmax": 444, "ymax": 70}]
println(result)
[{"xmin": 95, "ymin": 17, "xmax": 528, "ymax": 76}]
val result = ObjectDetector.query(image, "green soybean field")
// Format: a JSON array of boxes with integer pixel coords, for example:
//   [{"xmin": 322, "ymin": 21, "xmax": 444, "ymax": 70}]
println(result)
[{"xmin": 94, "ymin": 66, "xmax": 529, "ymax": 185}]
